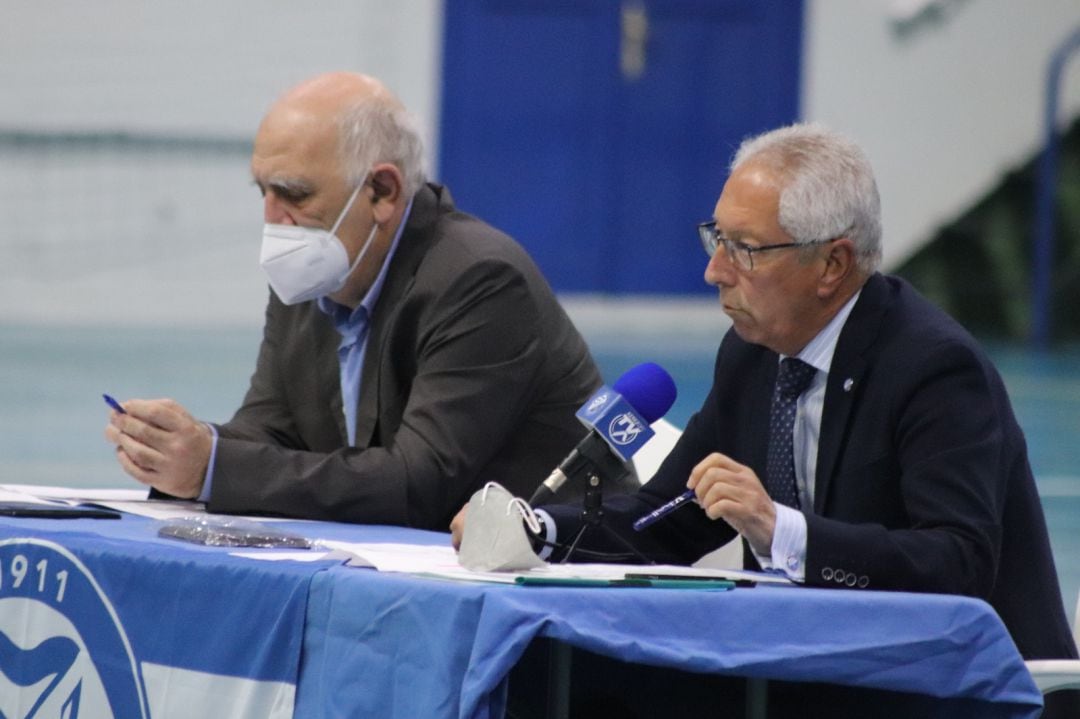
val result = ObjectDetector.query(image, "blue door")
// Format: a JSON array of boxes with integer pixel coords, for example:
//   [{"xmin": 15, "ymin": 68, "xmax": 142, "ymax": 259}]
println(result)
[{"xmin": 440, "ymin": 0, "xmax": 803, "ymax": 294}]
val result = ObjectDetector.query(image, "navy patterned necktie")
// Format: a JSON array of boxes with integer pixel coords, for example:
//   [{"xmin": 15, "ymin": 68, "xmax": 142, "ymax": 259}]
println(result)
[{"xmin": 764, "ymin": 358, "xmax": 817, "ymax": 509}]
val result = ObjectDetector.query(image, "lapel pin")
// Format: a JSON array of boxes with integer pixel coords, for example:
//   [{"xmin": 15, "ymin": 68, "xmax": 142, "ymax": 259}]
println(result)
[{"xmin": 843, "ymin": 378, "xmax": 854, "ymax": 392}]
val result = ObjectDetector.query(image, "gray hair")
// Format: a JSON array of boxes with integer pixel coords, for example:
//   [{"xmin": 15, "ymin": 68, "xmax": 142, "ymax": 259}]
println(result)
[
  {"xmin": 732, "ymin": 123, "xmax": 882, "ymax": 273},
  {"xmin": 338, "ymin": 94, "xmax": 427, "ymax": 199}
]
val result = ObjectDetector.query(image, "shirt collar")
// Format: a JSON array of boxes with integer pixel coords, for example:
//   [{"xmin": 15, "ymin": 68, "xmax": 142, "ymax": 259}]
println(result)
[{"xmin": 784, "ymin": 289, "xmax": 862, "ymax": 375}]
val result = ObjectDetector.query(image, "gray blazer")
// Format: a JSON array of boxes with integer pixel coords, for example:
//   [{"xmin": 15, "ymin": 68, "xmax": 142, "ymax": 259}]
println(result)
[{"xmin": 207, "ymin": 183, "xmax": 617, "ymax": 529}]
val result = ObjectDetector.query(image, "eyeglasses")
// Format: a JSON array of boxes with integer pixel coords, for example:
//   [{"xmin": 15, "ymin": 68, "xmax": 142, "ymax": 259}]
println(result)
[{"xmin": 697, "ymin": 221, "xmax": 836, "ymax": 271}]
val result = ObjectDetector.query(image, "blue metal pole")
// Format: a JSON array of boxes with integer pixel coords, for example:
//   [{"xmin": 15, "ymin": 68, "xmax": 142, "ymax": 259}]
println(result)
[{"xmin": 1032, "ymin": 26, "xmax": 1080, "ymax": 348}]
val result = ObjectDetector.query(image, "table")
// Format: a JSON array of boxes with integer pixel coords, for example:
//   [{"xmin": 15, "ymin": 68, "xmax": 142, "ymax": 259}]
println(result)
[{"xmin": 0, "ymin": 514, "xmax": 1042, "ymax": 718}]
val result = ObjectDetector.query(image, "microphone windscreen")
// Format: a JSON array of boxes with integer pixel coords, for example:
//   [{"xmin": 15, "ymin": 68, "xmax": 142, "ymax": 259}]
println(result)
[{"xmin": 612, "ymin": 362, "xmax": 677, "ymax": 424}]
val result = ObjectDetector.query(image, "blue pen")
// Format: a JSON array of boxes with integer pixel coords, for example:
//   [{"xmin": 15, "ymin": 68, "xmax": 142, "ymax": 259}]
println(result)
[
  {"xmin": 102, "ymin": 393, "xmax": 127, "ymax": 414},
  {"xmin": 633, "ymin": 489, "xmax": 697, "ymax": 532}
]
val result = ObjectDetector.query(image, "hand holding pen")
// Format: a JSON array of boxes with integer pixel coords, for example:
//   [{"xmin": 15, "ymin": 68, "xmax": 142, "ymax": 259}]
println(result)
[
  {"xmin": 102, "ymin": 394, "xmax": 214, "ymax": 500},
  {"xmin": 630, "ymin": 451, "xmax": 751, "ymax": 528}
]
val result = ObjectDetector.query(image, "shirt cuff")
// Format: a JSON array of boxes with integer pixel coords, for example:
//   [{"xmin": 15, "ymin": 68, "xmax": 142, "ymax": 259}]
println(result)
[
  {"xmin": 196, "ymin": 424, "xmax": 219, "ymax": 504},
  {"xmin": 532, "ymin": 508, "xmax": 556, "ymax": 561},
  {"xmin": 768, "ymin": 503, "xmax": 807, "ymax": 582}
]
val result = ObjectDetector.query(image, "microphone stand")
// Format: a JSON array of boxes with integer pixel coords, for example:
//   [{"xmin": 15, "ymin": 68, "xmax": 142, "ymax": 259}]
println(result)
[{"xmin": 559, "ymin": 465, "xmax": 654, "ymax": 565}]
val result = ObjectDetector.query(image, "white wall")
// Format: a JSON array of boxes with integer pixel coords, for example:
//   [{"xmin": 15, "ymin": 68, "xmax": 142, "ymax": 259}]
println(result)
[
  {"xmin": 803, "ymin": 0, "xmax": 1080, "ymax": 269},
  {"xmin": 0, "ymin": 1, "xmax": 443, "ymax": 146},
  {"xmin": 0, "ymin": 1, "xmax": 444, "ymax": 327},
  {"xmin": 2, "ymin": 1, "xmax": 1079, "ymax": 327}
]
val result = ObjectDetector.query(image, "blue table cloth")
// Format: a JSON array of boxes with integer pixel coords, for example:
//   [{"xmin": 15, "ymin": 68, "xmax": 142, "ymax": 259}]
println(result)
[
  {"xmin": 0, "ymin": 515, "xmax": 1043, "ymax": 718},
  {"xmin": 297, "ymin": 553, "xmax": 1042, "ymax": 719}
]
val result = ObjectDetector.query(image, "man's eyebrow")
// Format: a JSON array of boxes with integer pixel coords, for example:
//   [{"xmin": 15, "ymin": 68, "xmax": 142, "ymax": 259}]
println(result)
[{"xmin": 253, "ymin": 176, "xmax": 316, "ymax": 197}]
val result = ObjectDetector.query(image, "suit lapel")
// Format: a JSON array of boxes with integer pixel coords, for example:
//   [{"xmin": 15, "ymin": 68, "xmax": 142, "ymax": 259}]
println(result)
[
  {"xmin": 750, "ymin": 350, "xmax": 779, "ymax": 475},
  {"xmin": 312, "ymin": 312, "xmax": 348, "ymax": 444},
  {"xmin": 352, "ymin": 184, "xmax": 448, "ymax": 449},
  {"xmin": 814, "ymin": 273, "xmax": 889, "ymax": 514}
]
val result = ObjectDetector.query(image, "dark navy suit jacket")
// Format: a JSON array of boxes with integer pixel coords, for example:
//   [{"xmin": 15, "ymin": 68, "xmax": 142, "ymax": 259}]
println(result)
[{"xmin": 546, "ymin": 273, "xmax": 1076, "ymax": 660}]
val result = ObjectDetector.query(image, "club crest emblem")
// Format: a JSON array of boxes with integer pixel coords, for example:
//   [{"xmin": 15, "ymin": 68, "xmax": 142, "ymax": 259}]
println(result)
[
  {"xmin": 0, "ymin": 538, "xmax": 149, "ymax": 719},
  {"xmin": 608, "ymin": 412, "xmax": 645, "ymax": 445}
]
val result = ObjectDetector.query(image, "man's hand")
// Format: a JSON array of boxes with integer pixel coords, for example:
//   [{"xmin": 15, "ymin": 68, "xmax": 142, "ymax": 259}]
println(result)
[
  {"xmin": 687, "ymin": 452, "xmax": 777, "ymax": 556},
  {"xmin": 104, "ymin": 398, "xmax": 212, "ymax": 499},
  {"xmin": 449, "ymin": 505, "xmax": 468, "ymax": 551}
]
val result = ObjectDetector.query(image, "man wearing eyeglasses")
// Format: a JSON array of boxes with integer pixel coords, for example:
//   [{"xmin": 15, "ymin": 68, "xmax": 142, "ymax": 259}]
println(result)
[{"xmin": 454, "ymin": 123, "xmax": 1077, "ymax": 690}]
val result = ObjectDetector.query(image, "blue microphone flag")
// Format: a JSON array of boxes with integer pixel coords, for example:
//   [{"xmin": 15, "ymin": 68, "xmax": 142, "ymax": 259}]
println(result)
[
  {"xmin": 575, "ymin": 363, "xmax": 677, "ymax": 462},
  {"xmin": 575, "ymin": 387, "xmax": 654, "ymax": 463}
]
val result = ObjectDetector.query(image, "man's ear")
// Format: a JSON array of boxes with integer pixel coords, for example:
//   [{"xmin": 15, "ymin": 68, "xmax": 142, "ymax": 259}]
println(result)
[
  {"xmin": 369, "ymin": 164, "xmax": 404, "ymax": 224},
  {"xmin": 817, "ymin": 237, "xmax": 856, "ymax": 299}
]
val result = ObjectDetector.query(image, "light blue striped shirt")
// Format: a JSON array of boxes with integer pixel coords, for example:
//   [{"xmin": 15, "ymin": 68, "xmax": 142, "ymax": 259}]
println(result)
[{"xmin": 756, "ymin": 290, "xmax": 862, "ymax": 580}]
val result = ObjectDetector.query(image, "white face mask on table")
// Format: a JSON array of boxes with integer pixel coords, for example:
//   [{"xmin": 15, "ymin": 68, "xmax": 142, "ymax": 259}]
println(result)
[
  {"xmin": 458, "ymin": 483, "xmax": 546, "ymax": 573},
  {"xmin": 258, "ymin": 183, "xmax": 378, "ymax": 305}
]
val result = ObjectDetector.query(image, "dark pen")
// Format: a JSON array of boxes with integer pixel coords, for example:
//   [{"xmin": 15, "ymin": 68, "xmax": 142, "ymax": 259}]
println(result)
[
  {"xmin": 103, "ymin": 394, "xmax": 127, "ymax": 414},
  {"xmin": 633, "ymin": 489, "xmax": 697, "ymax": 531}
]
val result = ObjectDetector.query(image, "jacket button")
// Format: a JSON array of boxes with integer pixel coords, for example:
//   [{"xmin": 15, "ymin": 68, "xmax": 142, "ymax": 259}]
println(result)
[
  {"xmin": 857, "ymin": 575, "xmax": 869, "ymax": 588},
  {"xmin": 845, "ymin": 573, "xmax": 857, "ymax": 587},
  {"xmin": 822, "ymin": 567, "xmax": 833, "ymax": 581},
  {"xmin": 833, "ymin": 569, "xmax": 847, "ymax": 584}
]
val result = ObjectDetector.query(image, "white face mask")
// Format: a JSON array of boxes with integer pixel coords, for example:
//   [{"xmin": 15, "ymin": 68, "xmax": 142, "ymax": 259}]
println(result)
[
  {"xmin": 258, "ymin": 184, "xmax": 379, "ymax": 305},
  {"xmin": 458, "ymin": 483, "xmax": 546, "ymax": 572}
]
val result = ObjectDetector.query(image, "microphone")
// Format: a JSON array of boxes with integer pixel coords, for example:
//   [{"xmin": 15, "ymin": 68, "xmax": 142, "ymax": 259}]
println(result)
[{"xmin": 528, "ymin": 362, "xmax": 677, "ymax": 505}]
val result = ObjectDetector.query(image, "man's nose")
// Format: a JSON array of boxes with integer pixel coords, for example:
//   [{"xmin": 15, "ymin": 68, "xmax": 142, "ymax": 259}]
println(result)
[
  {"xmin": 704, "ymin": 248, "xmax": 736, "ymax": 286},
  {"xmin": 263, "ymin": 193, "xmax": 296, "ymax": 225}
]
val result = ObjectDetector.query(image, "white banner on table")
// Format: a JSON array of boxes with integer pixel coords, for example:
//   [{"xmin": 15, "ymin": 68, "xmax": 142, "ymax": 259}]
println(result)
[{"xmin": 142, "ymin": 662, "xmax": 294, "ymax": 719}]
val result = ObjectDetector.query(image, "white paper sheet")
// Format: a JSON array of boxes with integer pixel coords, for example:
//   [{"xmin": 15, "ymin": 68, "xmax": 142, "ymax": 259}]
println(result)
[
  {"xmin": 238, "ymin": 539, "xmax": 794, "ymax": 586},
  {"xmin": 1, "ymin": 484, "xmax": 150, "ymax": 503},
  {"xmin": 0, "ymin": 487, "xmax": 60, "ymax": 505}
]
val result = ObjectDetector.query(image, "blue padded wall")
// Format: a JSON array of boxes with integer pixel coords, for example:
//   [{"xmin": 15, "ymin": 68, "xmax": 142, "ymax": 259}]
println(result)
[{"xmin": 440, "ymin": 0, "xmax": 803, "ymax": 294}]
